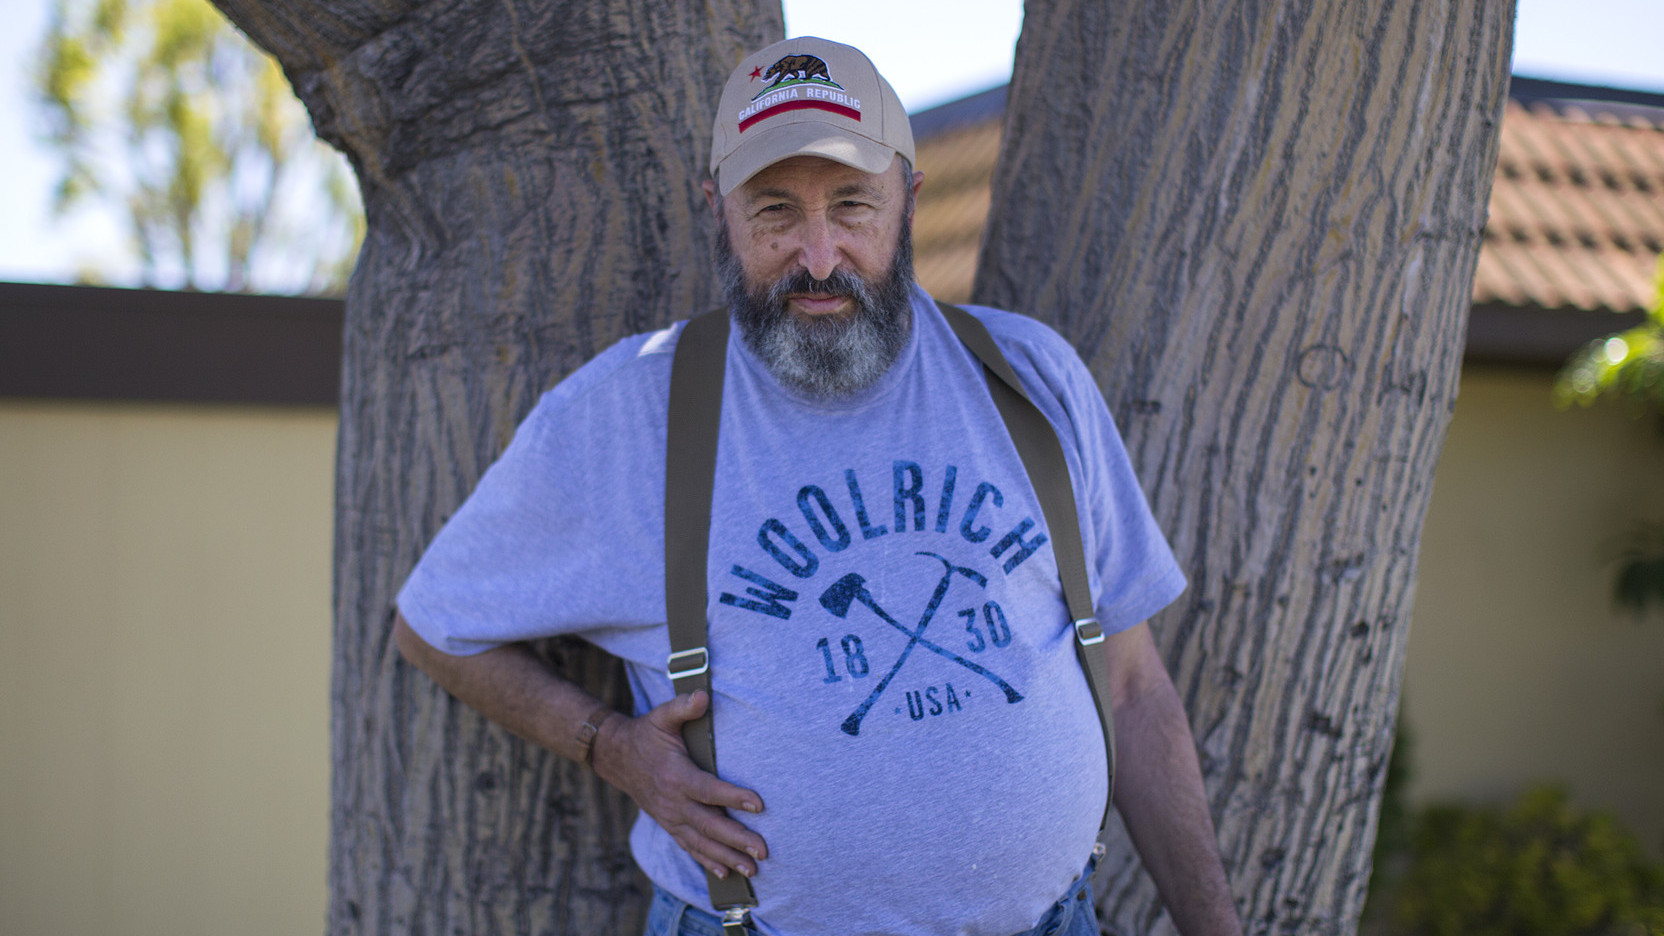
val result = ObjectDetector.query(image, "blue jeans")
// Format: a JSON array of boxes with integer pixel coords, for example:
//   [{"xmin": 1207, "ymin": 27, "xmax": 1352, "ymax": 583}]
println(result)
[{"xmin": 643, "ymin": 852, "xmax": 1101, "ymax": 936}]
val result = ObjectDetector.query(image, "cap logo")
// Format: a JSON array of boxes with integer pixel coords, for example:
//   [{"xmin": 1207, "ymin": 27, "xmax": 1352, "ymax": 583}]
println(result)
[
  {"xmin": 736, "ymin": 53, "xmax": 863, "ymax": 133},
  {"xmin": 758, "ymin": 54, "xmax": 836, "ymax": 92}
]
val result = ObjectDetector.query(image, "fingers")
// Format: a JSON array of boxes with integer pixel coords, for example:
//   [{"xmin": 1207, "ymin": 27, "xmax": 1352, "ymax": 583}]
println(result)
[
  {"xmin": 656, "ymin": 695, "xmax": 767, "ymax": 819},
  {"xmin": 656, "ymin": 724, "xmax": 769, "ymax": 870},
  {"xmin": 664, "ymin": 801, "xmax": 768, "ymax": 879},
  {"xmin": 595, "ymin": 692, "xmax": 771, "ymax": 879},
  {"xmin": 679, "ymin": 821, "xmax": 758, "ymax": 879},
  {"xmin": 691, "ymin": 769, "xmax": 753, "ymax": 805},
  {"xmin": 689, "ymin": 776, "xmax": 767, "ymax": 860}
]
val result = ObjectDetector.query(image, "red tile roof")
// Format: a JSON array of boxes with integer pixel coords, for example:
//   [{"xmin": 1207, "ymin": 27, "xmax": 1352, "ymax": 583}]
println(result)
[
  {"xmin": 912, "ymin": 79, "xmax": 1664, "ymax": 317},
  {"xmin": 1478, "ymin": 98, "xmax": 1664, "ymax": 313}
]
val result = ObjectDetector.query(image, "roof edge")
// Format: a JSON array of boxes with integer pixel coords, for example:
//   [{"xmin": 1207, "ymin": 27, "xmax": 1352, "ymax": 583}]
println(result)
[
  {"xmin": 0, "ymin": 281, "xmax": 343, "ymax": 405},
  {"xmin": 909, "ymin": 85, "xmax": 1007, "ymax": 140},
  {"xmin": 2, "ymin": 283, "xmax": 1639, "ymax": 406},
  {"xmin": 1464, "ymin": 301, "xmax": 1647, "ymax": 368},
  {"xmin": 1507, "ymin": 74, "xmax": 1664, "ymax": 120}
]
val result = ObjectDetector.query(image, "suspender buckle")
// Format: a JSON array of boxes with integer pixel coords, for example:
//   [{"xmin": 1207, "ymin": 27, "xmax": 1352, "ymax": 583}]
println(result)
[
  {"xmin": 1073, "ymin": 617, "xmax": 1104, "ymax": 647},
  {"xmin": 667, "ymin": 647, "xmax": 710, "ymax": 681},
  {"xmin": 721, "ymin": 905, "xmax": 754, "ymax": 935}
]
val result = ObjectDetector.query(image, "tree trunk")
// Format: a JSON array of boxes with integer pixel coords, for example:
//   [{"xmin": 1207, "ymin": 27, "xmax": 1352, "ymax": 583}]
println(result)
[
  {"xmin": 974, "ymin": 2, "xmax": 1513, "ymax": 933},
  {"xmin": 207, "ymin": 2, "xmax": 782, "ymax": 932}
]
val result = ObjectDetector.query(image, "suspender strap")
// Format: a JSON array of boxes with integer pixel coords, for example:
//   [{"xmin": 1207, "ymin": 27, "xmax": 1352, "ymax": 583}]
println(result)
[
  {"xmin": 663, "ymin": 308, "xmax": 757, "ymax": 923},
  {"xmin": 935, "ymin": 302, "xmax": 1118, "ymax": 831}
]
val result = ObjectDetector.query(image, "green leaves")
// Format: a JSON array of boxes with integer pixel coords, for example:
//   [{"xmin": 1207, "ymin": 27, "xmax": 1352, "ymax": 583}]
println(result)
[
  {"xmin": 1555, "ymin": 257, "xmax": 1664, "ymax": 419},
  {"xmin": 1393, "ymin": 787, "xmax": 1664, "ymax": 936},
  {"xmin": 1553, "ymin": 257, "xmax": 1664, "ymax": 620},
  {"xmin": 30, "ymin": 0, "xmax": 361, "ymax": 293}
]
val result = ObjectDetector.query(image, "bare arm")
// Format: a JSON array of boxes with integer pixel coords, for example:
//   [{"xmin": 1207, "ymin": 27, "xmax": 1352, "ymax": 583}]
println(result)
[
  {"xmin": 1104, "ymin": 622, "xmax": 1243, "ymax": 936},
  {"xmin": 392, "ymin": 613, "xmax": 768, "ymax": 880}
]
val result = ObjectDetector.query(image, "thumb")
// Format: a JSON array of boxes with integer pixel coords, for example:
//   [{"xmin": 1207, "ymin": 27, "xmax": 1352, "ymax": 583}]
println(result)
[{"xmin": 652, "ymin": 689, "xmax": 709, "ymax": 729}]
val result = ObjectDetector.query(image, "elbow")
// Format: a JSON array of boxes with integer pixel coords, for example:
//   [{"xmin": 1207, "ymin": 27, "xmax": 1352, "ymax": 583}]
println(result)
[{"xmin": 392, "ymin": 611, "xmax": 434, "ymax": 667}]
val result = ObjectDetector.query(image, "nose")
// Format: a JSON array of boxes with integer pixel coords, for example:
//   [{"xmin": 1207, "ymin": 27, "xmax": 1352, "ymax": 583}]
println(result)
[{"xmin": 797, "ymin": 216, "xmax": 841, "ymax": 282}]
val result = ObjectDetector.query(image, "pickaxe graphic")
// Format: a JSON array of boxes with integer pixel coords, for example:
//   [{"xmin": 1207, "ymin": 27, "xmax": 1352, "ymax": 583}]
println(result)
[{"xmin": 819, "ymin": 551, "xmax": 1023, "ymax": 736}]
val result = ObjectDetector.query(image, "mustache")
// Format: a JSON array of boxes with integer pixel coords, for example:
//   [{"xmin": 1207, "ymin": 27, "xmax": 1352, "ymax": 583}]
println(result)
[{"xmin": 766, "ymin": 268, "xmax": 872, "ymax": 303}]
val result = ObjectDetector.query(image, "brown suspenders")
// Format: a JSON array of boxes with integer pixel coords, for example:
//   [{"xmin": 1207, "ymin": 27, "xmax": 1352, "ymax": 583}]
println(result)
[{"xmin": 663, "ymin": 303, "xmax": 1117, "ymax": 932}]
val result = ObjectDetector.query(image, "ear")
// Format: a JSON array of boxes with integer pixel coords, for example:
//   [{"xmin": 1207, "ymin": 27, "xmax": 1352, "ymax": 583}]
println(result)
[
  {"xmin": 907, "ymin": 170, "xmax": 924, "ymax": 222},
  {"xmin": 701, "ymin": 178, "xmax": 719, "ymax": 214}
]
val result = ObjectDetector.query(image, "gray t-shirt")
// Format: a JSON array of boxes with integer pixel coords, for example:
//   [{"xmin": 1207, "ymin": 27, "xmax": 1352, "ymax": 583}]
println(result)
[{"xmin": 398, "ymin": 288, "xmax": 1186, "ymax": 936}]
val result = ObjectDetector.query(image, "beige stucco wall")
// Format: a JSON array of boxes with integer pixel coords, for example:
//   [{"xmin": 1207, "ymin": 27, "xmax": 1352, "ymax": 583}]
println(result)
[
  {"xmin": 2, "ymin": 363, "xmax": 1661, "ymax": 934},
  {"xmin": 0, "ymin": 401, "xmax": 334, "ymax": 935},
  {"xmin": 1405, "ymin": 366, "xmax": 1664, "ymax": 853}
]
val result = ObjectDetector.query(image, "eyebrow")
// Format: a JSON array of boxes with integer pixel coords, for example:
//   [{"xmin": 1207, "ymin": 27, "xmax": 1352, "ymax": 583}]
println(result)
[
  {"xmin": 746, "ymin": 186, "xmax": 797, "ymax": 203},
  {"xmin": 744, "ymin": 180, "xmax": 885, "ymax": 205},
  {"xmin": 830, "ymin": 182, "xmax": 882, "ymax": 200}
]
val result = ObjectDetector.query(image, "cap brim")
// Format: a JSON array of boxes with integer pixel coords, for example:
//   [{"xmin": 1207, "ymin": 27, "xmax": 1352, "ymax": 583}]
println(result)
[{"xmin": 715, "ymin": 121, "xmax": 897, "ymax": 195}]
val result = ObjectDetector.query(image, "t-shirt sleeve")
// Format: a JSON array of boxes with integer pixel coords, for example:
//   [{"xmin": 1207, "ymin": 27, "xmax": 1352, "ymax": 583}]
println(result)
[
  {"xmin": 395, "ymin": 332, "xmax": 676, "ymax": 657},
  {"xmin": 1060, "ymin": 352, "xmax": 1188, "ymax": 633},
  {"xmin": 976, "ymin": 308, "xmax": 1187, "ymax": 635}
]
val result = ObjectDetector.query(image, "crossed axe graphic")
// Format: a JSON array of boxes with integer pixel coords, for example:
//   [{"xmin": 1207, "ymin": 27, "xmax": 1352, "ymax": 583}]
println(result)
[{"xmin": 819, "ymin": 551, "xmax": 1024, "ymax": 736}]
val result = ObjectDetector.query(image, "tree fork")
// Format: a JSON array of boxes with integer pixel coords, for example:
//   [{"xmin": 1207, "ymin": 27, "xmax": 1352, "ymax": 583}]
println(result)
[
  {"xmin": 976, "ymin": 1, "xmax": 1513, "ymax": 933},
  {"xmin": 211, "ymin": 0, "xmax": 1514, "ymax": 931},
  {"xmin": 209, "ymin": 1, "xmax": 783, "ymax": 932}
]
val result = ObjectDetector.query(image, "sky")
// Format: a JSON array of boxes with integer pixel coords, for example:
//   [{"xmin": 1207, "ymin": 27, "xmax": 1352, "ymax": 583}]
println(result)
[{"xmin": 1, "ymin": 0, "xmax": 1661, "ymax": 290}]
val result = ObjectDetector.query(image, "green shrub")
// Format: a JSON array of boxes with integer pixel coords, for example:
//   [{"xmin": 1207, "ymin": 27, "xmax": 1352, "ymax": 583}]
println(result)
[{"xmin": 1392, "ymin": 786, "xmax": 1664, "ymax": 936}]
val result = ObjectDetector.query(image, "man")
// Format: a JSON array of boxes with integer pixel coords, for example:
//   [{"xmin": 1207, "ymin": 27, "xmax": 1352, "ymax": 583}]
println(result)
[{"xmin": 394, "ymin": 36, "xmax": 1242, "ymax": 936}]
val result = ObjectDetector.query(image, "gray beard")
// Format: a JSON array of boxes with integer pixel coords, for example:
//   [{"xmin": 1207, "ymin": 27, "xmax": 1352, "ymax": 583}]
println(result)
[{"xmin": 717, "ymin": 220, "xmax": 915, "ymax": 399}]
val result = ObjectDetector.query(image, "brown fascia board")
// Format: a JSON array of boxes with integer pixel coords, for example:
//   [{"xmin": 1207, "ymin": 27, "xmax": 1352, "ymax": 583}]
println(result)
[
  {"xmin": 1464, "ymin": 301, "xmax": 1647, "ymax": 368},
  {"xmin": 0, "ymin": 281, "xmax": 342, "ymax": 405},
  {"xmin": 0, "ymin": 283, "xmax": 1645, "ymax": 405}
]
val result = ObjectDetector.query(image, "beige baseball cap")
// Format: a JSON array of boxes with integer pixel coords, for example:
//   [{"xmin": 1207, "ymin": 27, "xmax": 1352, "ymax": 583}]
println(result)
[{"xmin": 710, "ymin": 36, "xmax": 915, "ymax": 195}]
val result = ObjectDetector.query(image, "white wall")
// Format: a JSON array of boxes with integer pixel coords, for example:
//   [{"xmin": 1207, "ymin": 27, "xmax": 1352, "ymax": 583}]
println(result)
[
  {"xmin": 0, "ymin": 401, "xmax": 334, "ymax": 935},
  {"xmin": 1405, "ymin": 366, "xmax": 1664, "ymax": 853}
]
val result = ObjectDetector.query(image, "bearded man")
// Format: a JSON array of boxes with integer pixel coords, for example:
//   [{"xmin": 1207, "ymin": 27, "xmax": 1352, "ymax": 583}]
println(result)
[{"xmin": 393, "ymin": 36, "xmax": 1242, "ymax": 936}]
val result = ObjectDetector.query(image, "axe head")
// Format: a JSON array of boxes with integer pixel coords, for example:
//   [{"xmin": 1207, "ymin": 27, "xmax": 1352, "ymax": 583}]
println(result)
[{"xmin": 819, "ymin": 573, "xmax": 869, "ymax": 618}]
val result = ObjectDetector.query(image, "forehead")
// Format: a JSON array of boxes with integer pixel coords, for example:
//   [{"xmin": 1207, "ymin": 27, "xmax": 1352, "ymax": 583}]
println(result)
[{"xmin": 733, "ymin": 155, "xmax": 901, "ymax": 203}]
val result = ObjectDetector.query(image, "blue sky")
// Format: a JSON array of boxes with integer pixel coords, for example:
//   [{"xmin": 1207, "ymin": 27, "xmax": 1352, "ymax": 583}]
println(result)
[{"xmin": 2, "ymin": 0, "xmax": 1661, "ymax": 289}]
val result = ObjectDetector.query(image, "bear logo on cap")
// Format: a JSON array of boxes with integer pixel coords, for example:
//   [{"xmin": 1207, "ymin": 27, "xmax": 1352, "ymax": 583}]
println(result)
[{"xmin": 758, "ymin": 54, "xmax": 839, "ymax": 95}]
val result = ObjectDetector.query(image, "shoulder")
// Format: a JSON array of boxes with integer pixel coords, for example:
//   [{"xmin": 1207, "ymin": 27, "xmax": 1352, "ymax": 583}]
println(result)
[
  {"xmin": 493, "ymin": 319, "xmax": 693, "ymax": 462},
  {"xmin": 925, "ymin": 294, "xmax": 1116, "ymax": 454},
  {"xmin": 522, "ymin": 320, "xmax": 686, "ymax": 424},
  {"xmin": 930, "ymin": 298, "xmax": 1091, "ymax": 385},
  {"xmin": 546, "ymin": 320, "xmax": 684, "ymax": 400}
]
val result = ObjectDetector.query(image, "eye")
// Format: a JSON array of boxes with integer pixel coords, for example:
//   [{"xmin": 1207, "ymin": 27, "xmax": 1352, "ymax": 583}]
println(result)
[{"xmin": 748, "ymin": 203, "xmax": 792, "ymax": 225}]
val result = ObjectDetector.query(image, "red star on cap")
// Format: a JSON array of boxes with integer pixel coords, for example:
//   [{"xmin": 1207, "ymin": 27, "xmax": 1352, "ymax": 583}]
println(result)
[{"xmin": 748, "ymin": 66, "xmax": 762, "ymax": 80}]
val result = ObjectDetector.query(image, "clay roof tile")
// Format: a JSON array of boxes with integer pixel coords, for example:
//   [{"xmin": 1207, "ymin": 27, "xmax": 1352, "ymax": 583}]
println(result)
[{"xmin": 911, "ymin": 77, "xmax": 1664, "ymax": 319}]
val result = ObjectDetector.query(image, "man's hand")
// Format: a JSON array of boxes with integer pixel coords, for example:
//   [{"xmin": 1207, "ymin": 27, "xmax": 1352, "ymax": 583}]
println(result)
[
  {"xmin": 392, "ymin": 615, "xmax": 769, "ymax": 881},
  {"xmin": 591, "ymin": 690, "xmax": 768, "ymax": 881}
]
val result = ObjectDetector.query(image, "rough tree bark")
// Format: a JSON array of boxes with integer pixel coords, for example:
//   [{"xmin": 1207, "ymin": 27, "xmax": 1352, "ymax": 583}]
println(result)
[
  {"xmin": 207, "ymin": 2, "xmax": 782, "ymax": 932},
  {"xmin": 974, "ymin": 2, "xmax": 1513, "ymax": 934}
]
